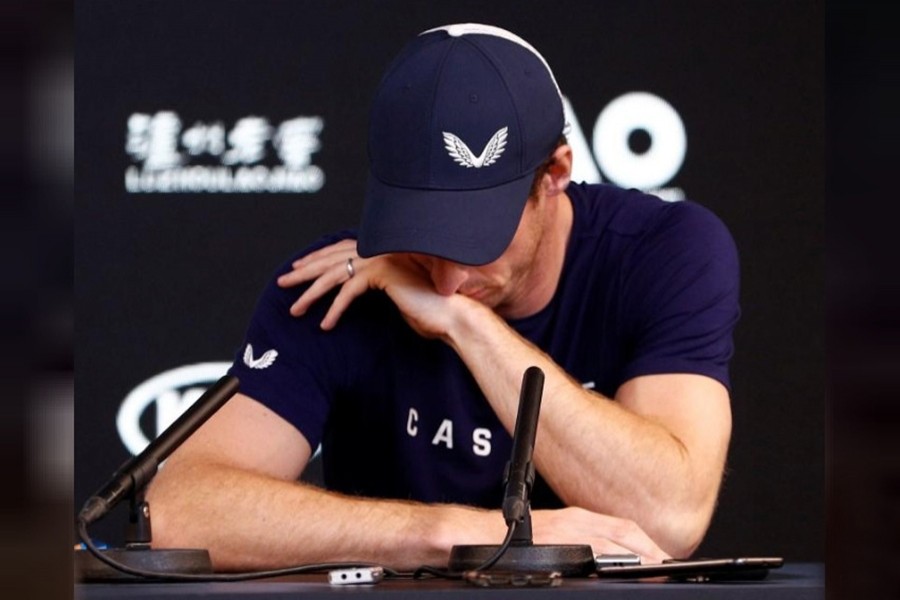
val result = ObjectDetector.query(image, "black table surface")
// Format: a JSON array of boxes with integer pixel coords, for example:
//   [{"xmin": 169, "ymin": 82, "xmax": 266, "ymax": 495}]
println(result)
[{"xmin": 75, "ymin": 562, "xmax": 824, "ymax": 600}]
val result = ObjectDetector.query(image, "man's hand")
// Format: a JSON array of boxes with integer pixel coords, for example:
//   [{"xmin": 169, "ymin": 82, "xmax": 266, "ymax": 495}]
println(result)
[
  {"xmin": 444, "ymin": 505, "xmax": 671, "ymax": 565},
  {"xmin": 277, "ymin": 238, "xmax": 361, "ymax": 321},
  {"xmin": 530, "ymin": 507, "xmax": 670, "ymax": 564},
  {"xmin": 277, "ymin": 239, "xmax": 469, "ymax": 338}
]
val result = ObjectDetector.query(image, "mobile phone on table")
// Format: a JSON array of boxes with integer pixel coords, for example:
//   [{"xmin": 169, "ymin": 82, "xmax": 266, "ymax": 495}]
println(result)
[{"xmin": 595, "ymin": 556, "xmax": 783, "ymax": 582}]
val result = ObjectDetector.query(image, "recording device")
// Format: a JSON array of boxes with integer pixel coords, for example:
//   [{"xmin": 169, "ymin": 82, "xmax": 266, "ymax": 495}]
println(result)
[
  {"xmin": 594, "ymin": 553, "xmax": 641, "ymax": 567},
  {"xmin": 75, "ymin": 374, "xmax": 240, "ymax": 581},
  {"xmin": 328, "ymin": 566, "xmax": 385, "ymax": 585},
  {"xmin": 449, "ymin": 366, "xmax": 595, "ymax": 577}
]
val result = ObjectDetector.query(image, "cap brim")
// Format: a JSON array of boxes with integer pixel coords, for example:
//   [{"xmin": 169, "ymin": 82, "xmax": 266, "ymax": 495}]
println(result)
[{"xmin": 357, "ymin": 171, "xmax": 535, "ymax": 266}]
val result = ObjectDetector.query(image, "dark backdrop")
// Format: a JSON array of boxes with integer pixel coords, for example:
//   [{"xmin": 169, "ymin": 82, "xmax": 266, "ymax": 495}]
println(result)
[{"xmin": 75, "ymin": 0, "xmax": 824, "ymax": 560}]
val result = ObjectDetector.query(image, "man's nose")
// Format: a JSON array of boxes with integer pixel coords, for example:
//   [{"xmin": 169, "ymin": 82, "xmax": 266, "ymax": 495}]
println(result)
[{"xmin": 430, "ymin": 260, "xmax": 469, "ymax": 296}]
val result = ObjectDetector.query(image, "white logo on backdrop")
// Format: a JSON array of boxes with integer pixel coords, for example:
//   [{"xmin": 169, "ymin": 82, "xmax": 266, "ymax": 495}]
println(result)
[
  {"xmin": 124, "ymin": 112, "xmax": 325, "ymax": 194},
  {"xmin": 117, "ymin": 362, "xmax": 231, "ymax": 456},
  {"xmin": 563, "ymin": 92, "xmax": 686, "ymax": 202}
]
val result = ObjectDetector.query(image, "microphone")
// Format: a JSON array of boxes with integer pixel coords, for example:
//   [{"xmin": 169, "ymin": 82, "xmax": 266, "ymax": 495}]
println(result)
[
  {"xmin": 502, "ymin": 366, "xmax": 543, "ymax": 524},
  {"xmin": 448, "ymin": 366, "xmax": 594, "ymax": 576},
  {"xmin": 75, "ymin": 374, "xmax": 240, "ymax": 580},
  {"xmin": 79, "ymin": 374, "xmax": 239, "ymax": 524}
]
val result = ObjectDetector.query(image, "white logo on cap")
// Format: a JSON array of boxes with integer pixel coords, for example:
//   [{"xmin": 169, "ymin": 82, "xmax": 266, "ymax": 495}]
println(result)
[
  {"xmin": 442, "ymin": 127, "xmax": 508, "ymax": 169},
  {"xmin": 243, "ymin": 344, "xmax": 278, "ymax": 369}
]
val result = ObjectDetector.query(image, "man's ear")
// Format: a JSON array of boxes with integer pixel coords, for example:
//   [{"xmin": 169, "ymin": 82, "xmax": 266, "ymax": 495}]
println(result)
[{"xmin": 544, "ymin": 144, "xmax": 573, "ymax": 196}]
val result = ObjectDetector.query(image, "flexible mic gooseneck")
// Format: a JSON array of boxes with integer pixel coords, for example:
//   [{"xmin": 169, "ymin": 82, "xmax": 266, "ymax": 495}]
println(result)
[
  {"xmin": 448, "ymin": 366, "xmax": 595, "ymax": 577},
  {"xmin": 79, "ymin": 374, "xmax": 239, "ymax": 525},
  {"xmin": 75, "ymin": 374, "xmax": 240, "ymax": 581}
]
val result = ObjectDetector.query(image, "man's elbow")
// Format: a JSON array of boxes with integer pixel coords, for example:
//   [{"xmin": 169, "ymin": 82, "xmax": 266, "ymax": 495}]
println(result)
[
  {"xmin": 144, "ymin": 467, "xmax": 205, "ymax": 551},
  {"xmin": 654, "ymin": 503, "xmax": 715, "ymax": 558}
]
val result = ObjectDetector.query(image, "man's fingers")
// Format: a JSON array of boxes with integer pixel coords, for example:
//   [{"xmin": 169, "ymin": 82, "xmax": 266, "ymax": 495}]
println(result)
[
  {"xmin": 289, "ymin": 264, "xmax": 352, "ymax": 316},
  {"xmin": 290, "ymin": 239, "xmax": 358, "ymax": 269},
  {"xmin": 279, "ymin": 254, "xmax": 354, "ymax": 288},
  {"xmin": 609, "ymin": 535, "xmax": 669, "ymax": 565},
  {"xmin": 533, "ymin": 508, "xmax": 670, "ymax": 566},
  {"xmin": 596, "ymin": 517, "xmax": 670, "ymax": 564},
  {"xmin": 320, "ymin": 275, "xmax": 369, "ymax": 330},
  {"xmin": 279, "ymin": 263, "xmax": 324, "ymax": 288},
  {"xmin": 280, "ymin": 239, "xmax": 359, "ymax": 289}
]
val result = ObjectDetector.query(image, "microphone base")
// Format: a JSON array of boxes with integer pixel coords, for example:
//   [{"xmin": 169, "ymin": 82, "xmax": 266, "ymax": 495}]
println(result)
[
  {"xmin": 449, "ymin": 543, "xmax": 595, "ymax": 577},
  {"xmin": 74, "ymin": 547, "xmax": 213, "ymax": 582}
]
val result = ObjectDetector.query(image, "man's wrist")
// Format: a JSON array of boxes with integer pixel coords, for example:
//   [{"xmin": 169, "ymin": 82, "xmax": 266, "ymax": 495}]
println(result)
[
  {"xmin": 442, "ymin": 295, "xmax": 497, "ymax": 348},
  {"xmin": 425, "ymin": 503, "xmax": 506, "ymax": 556}
]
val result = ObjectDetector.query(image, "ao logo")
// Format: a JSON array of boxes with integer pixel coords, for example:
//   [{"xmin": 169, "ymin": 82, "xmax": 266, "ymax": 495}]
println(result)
[
  {"xmin": 117, "ymin": 362, "xmax": 232, "ymax": 456},
  {"xmin": 563, "ymin": 92, "xmax": 687, "ymax": 192}
]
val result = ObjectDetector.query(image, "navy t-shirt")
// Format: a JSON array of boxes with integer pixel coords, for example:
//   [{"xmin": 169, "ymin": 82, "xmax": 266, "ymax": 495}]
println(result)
[{"xmin": 227, "ymin": 182, "xmax": 740, "ymax": 509}]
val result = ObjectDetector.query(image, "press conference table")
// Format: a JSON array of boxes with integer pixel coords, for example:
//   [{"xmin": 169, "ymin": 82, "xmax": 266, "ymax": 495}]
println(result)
[{"xmin": 76, "ymin": 562, "xmax": 824, "ymax": 599}]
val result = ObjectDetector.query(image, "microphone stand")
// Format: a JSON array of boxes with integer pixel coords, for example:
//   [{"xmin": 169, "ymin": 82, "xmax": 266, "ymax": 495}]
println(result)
[
  {"xmin": 448, "ymin": 367, "xmax": 595, "ymax": 577},
  {"xmin": 75, "ymin": 374, "xmax": 240, "ymax": 581}
]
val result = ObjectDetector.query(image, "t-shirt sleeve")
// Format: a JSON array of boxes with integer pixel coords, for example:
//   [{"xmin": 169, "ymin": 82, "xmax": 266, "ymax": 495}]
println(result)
[
  {"xmin": 226, "ymin": 231, "xmax": 356, "ymax": 449},
  {"xmin": 619, "ymin": 201, "xmax": 740, "ymax": 390}
]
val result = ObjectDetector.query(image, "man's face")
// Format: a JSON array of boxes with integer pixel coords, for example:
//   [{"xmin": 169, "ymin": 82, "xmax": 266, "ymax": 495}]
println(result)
[{"xmin": 406, "ymin": 196, "xmax": 546, "ymax": 317}]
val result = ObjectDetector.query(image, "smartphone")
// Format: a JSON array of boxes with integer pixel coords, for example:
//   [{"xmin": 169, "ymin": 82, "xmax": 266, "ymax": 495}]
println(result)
[{"xmin": 595, "ymin": 557, "xmax": 783, "ymax": 582}]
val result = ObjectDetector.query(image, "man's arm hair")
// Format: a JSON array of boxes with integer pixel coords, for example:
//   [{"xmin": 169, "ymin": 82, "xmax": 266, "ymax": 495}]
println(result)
[
  {"xmin": 145, "ymin": 391, "xmax": 672, "ymax": 569},
  {"xmin": 443, "ymin": 300, "xmax": 731, "ymax": 558}
]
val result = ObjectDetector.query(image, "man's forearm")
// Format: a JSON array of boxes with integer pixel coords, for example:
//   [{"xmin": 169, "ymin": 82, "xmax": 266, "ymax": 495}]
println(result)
[
  {"xmin": 147, "ymin": 460, "xmax": 504, "ymax": 571},
  {"xmin": 444, "ymin": 298, "xmax": 726, "ymax": 555}
]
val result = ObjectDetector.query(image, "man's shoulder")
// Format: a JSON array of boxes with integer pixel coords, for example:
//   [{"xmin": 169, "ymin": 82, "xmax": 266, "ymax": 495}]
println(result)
[
  {"xmin": 570, "ymin": 182, "xmax": 730, "ymax": 241},
  {"xmin": 569, "ymin": 182, "xmax": 674, "ymax": 236}
]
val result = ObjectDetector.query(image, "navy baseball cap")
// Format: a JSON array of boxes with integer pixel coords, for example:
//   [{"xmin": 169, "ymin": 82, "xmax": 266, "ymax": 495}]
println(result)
[{"xmin": 357, "ymin": 24, "xmax": 565, "ymax": 266}]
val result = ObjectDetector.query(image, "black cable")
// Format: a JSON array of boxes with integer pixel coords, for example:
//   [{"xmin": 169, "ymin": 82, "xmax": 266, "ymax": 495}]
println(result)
[
  {"xmin": 411, "ymin": 520, "xmax": 519, "ymax": 580},
  {"xmin": 474, "ymin": 520, "xmax": 519, "ymax": 571},
  {"xmin": 76, "ymin": 518, "xmax": 403, "ymax": 582},
  {"xmin": 79, "ymin": 515, "xmax": 517, "ymax": 582}
]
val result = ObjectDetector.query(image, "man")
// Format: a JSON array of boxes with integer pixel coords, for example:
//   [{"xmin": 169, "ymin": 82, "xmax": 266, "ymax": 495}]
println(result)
[{"xmin": 147, "ymin": 23, "xmax": 739, "ymax": 572}]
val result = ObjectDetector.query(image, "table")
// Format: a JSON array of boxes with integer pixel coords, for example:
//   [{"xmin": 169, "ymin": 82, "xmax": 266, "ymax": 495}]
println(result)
[{"xmin": 75, "ymin": 562, "xmax": 824, "ymax": 599}]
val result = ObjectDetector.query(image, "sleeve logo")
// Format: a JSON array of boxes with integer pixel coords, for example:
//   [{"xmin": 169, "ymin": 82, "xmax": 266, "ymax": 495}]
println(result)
[{"xmin": 243, "ymin": 344, "xmax": 278, "ymax": 369}]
